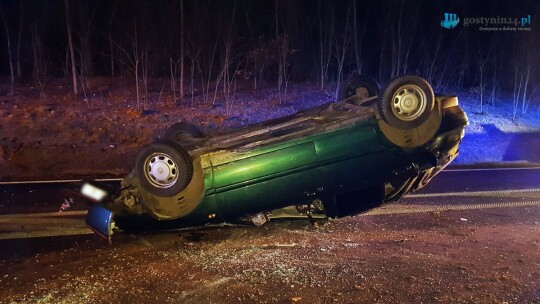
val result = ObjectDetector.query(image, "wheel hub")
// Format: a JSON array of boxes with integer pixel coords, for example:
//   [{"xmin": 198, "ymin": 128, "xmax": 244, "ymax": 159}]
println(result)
[
  {"xmin": 391, "ymin": 84, "xmax": 427, "ymax": 121},
  {"xmin": 144, "ymin": 153, "xmax": 179, "ymax": 189},
  {"xmin": 355, "ymin": 87, "xmax": 369, "ymax": 99}
]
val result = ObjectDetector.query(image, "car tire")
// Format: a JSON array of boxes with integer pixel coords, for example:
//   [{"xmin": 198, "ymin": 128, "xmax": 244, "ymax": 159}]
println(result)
[
  {"xmin": 135, "ymin": 141, "xmax": 194, "ymax": 197},
  {"xmin": 339, "ymin": 73, "xmax": 379, "ymax": 100},
  {"xmin": 163, "ymin": 122, "xmax": 204, "ymax": 142},
  {"xmin": 378, "ymin": 75, "xmax": 435, "ymax": 130}
]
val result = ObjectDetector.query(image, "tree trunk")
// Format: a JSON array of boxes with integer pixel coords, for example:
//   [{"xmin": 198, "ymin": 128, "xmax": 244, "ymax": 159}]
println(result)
[
  {"xmin": 65, "ymin": 0, "xmax": 78, "ymax": 95},
  {"xmin": 135, "ymin": 61, "xmax": 140, "ymax": 110},
  {"xmin": 275, "ymin": 0, "xmax": 284, "ymax": 101},
  {"xmin": 169, "ymin": 57, "xmax": 176, "ymax": 103},
  {"xmin": 0, "ymin": 4, "xmax": 15, "ymax": 96},
  {"xmin": 190, "ymin": 55, "xmax": 195, "ymax": 107},
  {"xmin": 352, "ymin": 0, "xmax": 362, "ymax": 74},
  {"xmin": 318, "ymin": 0, "xmax": 324, "ymax": 90},
  {"xmin": 334, "ymin": 8, "xmax": 351, "ymax": 100},
  {"xmin": 179, "ymin": 0, "xmax": 185, "ymax": 102},
  {"xmin": 521, "ymin": 65, "xmax": 530, "ymax": 115},
  {"xmin": 16, "ymin": 1, "xmax": 23, "ymax": 78},
  {"xmin": 109, "ymin": 0, "xmax": 117, "ymax": 76}
]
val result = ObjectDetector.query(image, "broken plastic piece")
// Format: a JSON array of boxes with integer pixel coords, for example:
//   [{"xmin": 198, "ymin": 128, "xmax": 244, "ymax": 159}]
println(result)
[{"xmin": 251, "ymin": 213, "xmax": 269, "ymax": 226}]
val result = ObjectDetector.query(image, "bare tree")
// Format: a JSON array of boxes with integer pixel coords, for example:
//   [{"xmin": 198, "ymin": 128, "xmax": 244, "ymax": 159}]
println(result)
[
  {"xmin": 202, "ymin": 38, "xmax": 218, "ymax": 104},
  {"xmin": 273, "ymin": 0, "xmax": 293, "ymax": 103},
  {"xmin": 218, "ymin": 35, "xmax": 241, "ymax": 114},
  {"xmin": 352, "ymin": 0, "xmax": 365, "ymax": 74},
  {"xmin": 31, "ymin": 24, "xmax": 47, "ymax": 98},
  {"xmin": 108, "ymin": 0, "xmax": 117, "ymax": 76},
  {"xmin": 389, "ymin": 0, "xmax": 405, "ymax": 78},
  {"xmin": 511, "ymin": 53, "xmax": 537, "ymax": 119},
  {"xmin": 488, "ymin": 54, "xmax": 498, "ymax": 106},
  {"xmin": 275, "ymin": 0, "xmax": 282, "ymax": 98},
  {"xmin": 520, "ymin": 53, "xmax": 533, "ymax": 116},
  {"xmin": 244, "ymin": 3, "xmax": 258, "ymax": 90},
  {"xmin": 509, "ymin": 33, "xmax": 539, "ymax": 120},
  {"xmin": 169, "ymin": 55, "xmax": 178, "ymax": 103},
  {"xmin": 389, "ymin": 0, "xmax": 417, "ymax": 78},
  {"xmin": 77, "ymin": 3, "xmax": 97, "ymax": 101},
  {"xmin": 317, "ymin": 0, "xmax": 332, "ymax": 91},
  {"xmin": 185, "ymin": 0, "xmax": 220, "ymax": 106},
  {"xmin": 0, "ymin": 3, "xmax": 15, "ymax": 96},
  {"xmin": 278, "ymin": 34, "xmax": 290, "ymax": 103},
  {"xmin": 420, "ymin": 32, "xmax": 442, "ymax": 85},
  {"xmin": 65, "ymin": 0, "xmax": 78, "ymax": 95},
  {"xmin": 141, "ymin": 51, "xmax": 149, "ymax": 109},
  {"xmin": 15, "ymin": 1, "xmax": 23, "ymax": 78},
  {"xmin": 477, "ymin": 38, "xmax": 493, "ymax": 115},
  {"xmin": 512, "ymin": 56, "xmax": 524, "ymax": 120},
  {"xmin": 186, "ymin": 45, "xmax": 201, "ymax": 107},
  {"xmin": 117, "ymin": 23, "xmax": 146, "ymax": 111},
  {"xmin": 179, "ymin": 0, "xmax": 185, "ymax": 102},
  {"xmin": 333, "ymin": 7, "xmax": 352, "ymax": 100},
  {"xmin": 213, "ymin": 3, "xmax": 238, "ymax": 107}
]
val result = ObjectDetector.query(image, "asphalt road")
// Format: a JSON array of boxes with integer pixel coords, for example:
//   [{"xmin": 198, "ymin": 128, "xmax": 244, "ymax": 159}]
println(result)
[
  {"xmin": 0, "ymin": 178, "xmax": 121, "ymax": 215},
  {"xmin": 0, "ymin": 167, "xmax": 539, "ymax": 240},
  {"xmin": 416, "ymin": 167, "xmax": 540, "ymax": 193},
  {"xmin": 0, "ymin": 168, "xmax": 539, "ymax": 303}
]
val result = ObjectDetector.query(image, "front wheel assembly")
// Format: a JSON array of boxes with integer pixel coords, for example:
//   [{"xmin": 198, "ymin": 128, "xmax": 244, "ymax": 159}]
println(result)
[{"xmin": 135, "ymin": 141, "xmax": 194, "ymax": 197}]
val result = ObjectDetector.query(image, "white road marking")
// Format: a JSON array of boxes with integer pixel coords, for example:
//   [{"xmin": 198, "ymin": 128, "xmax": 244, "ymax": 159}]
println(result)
[
  {"xmin": 364, "ymin": 200, "xmax": 540, "ymax": 216},
  {"xmin": 407, "ymin": 188, "xmax": 540, "ymax": 198},
  {"xmin": 1, "ymin": 177, "xmax": 540, "ymax": 240},
  {"xmin": 444, "ymin": 167, "xmax": 540, "ymax": 172},
  {"xmin": 0, "ymin": 229, "xmax": 93, "ymax": 240},
  {"xmin": 2, "ymin": 198, "xmax": 540, "ymax": 240},
  {"xmin": 0, "ymin": 178, "xmax": 122, "ymax": 185},
  {"xmin": 0, "ymin": 167, "xmax": 538, "ymax": 185},
  {"xmin": 0, "ymin": 210, "xmax": 91, "ymax": 240},
  {"xmin": 0, "ymin": 210, "xmax": 87, "ymax": 218}
]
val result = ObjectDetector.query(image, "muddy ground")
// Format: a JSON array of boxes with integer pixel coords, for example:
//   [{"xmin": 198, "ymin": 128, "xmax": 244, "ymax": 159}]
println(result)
[{"xmin": 1, "ymin": 205, "xmax": 539, "ymax": 304}]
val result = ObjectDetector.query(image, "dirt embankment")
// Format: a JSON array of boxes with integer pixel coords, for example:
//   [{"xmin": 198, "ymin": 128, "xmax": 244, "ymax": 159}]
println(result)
[
  {"xmin": 2, "ymin": 77, "xmax": 540, "ymax": 181},
  {"xmin": 0, "ymin": 78, "xmax": 332, "ymax": 181}
]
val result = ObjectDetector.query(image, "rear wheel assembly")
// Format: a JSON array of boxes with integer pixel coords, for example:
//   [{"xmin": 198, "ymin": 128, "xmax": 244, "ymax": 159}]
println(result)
[
  {"xmin": 163, "ymin": 122, "xmax": 204, "ymax": 143},
  {"xmin": 376, "ymin": 75, "xmax": 442, "ymax": 148},
  {"xmin": 378, "ymin": 75, "xmax": 434, "ymax": 130},
  {"xmin": 339, "ymin": 73, "xmax": 379, "ymax": 101}
]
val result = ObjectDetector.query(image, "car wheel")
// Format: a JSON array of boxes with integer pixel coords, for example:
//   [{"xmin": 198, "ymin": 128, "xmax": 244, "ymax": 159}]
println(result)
[
  {"xmin": 378, "ymin": 75, "xmax": 435, "ymax": 130},
  {"xmin": 339, "ymin": 73, "xmax": 379, "ymax": 100},
  {"xmin": 135, "ymin": 141, "xmax": 194, "ymax": 197},
  {"xmin": 163, "ymin": 122, "xmax": 204, "ymax": 142}
]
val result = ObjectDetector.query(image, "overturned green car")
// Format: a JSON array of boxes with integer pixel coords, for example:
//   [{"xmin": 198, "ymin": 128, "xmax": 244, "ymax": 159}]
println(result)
[{"xmin": 85, "ymin": 75, "xmax": 468, "ymax": 239}]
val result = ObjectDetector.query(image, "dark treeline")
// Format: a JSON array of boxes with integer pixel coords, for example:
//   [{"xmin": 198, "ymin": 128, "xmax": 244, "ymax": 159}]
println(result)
[{"xmin": 0, "ymin": 0, "xmax": 539, "ymax": 115}]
